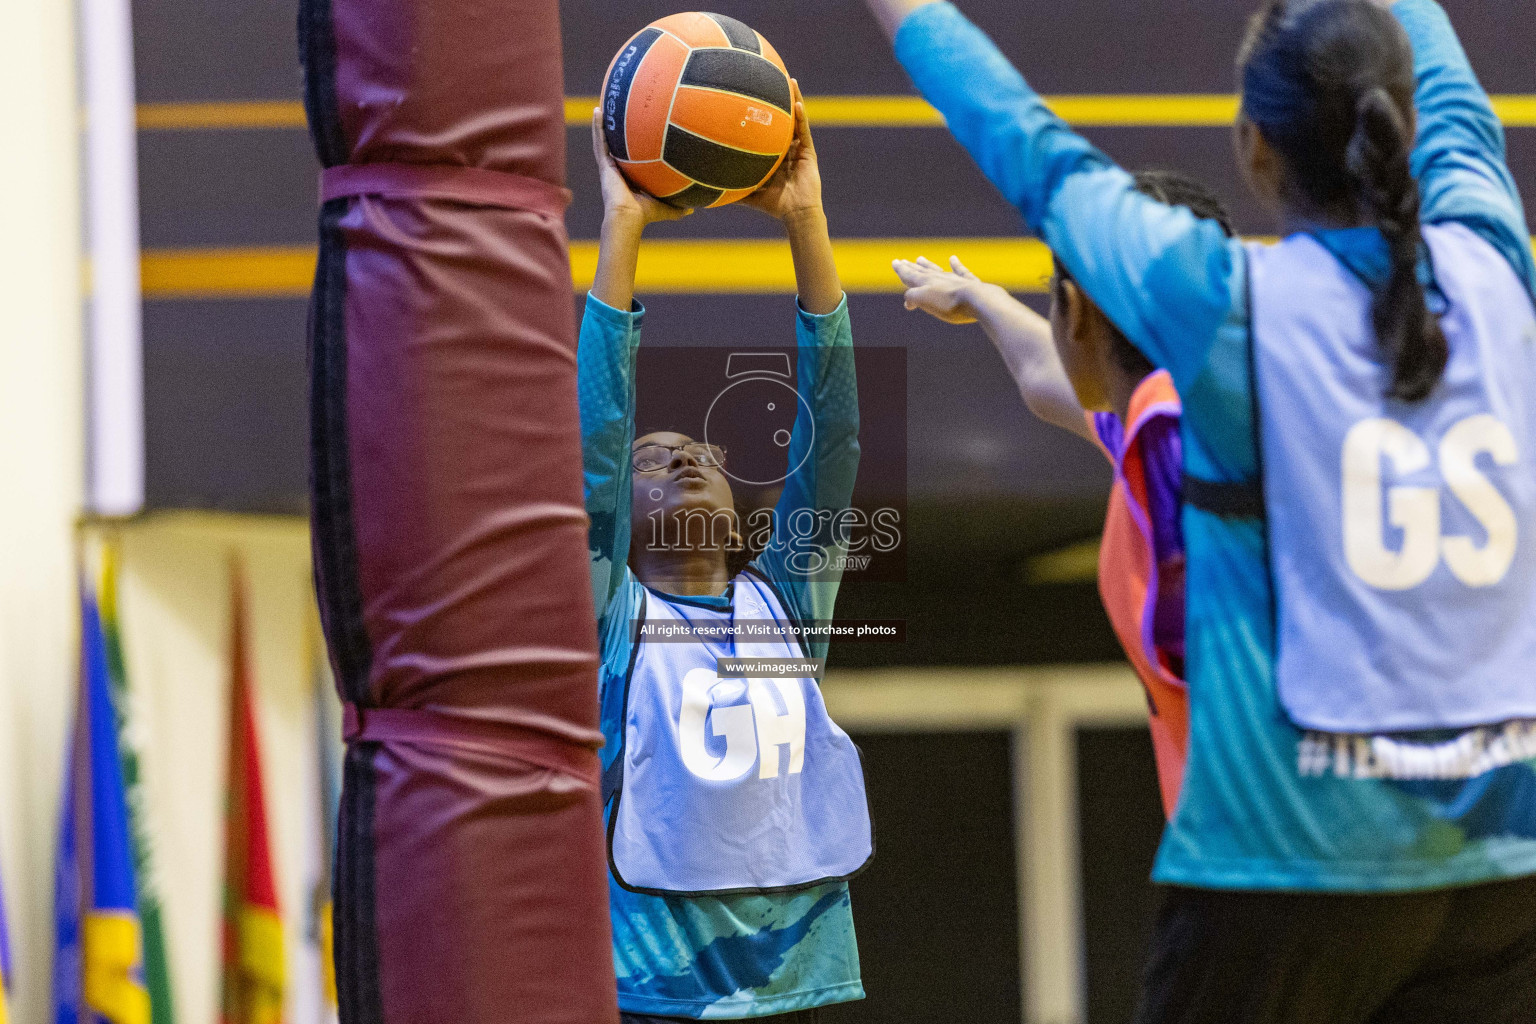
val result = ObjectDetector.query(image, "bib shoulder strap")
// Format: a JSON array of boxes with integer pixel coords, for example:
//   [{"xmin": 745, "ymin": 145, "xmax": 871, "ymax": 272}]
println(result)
[
  {"xmin": 1185, "ymin": 259, "xmax": 1270, "ymax": 522},
  {"xmin": 738, "ymin": 565, "xmax": 811, "ymax": 657},
  {"xmin": 600, "ymin": 750, "xmax": 625, "ymax": 807},
  {"xmin": 603, "ymin": 590, "xmax": 648, "ymax": 806}
]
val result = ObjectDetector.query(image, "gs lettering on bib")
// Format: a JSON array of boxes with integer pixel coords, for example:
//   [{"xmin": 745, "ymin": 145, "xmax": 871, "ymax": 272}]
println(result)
[
  {"xmin": 608, "ymin": 571, "xmax": 873, "ymax": 896},
  {"xmin": 1250, "ymin": 224, "xmax": 1536, "ymax": 733}
]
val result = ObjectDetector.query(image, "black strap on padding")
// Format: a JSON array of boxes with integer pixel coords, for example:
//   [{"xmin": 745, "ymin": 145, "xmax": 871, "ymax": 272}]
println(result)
[{"xmin": 1183, "ymin": 473, "xmax": 1266, "ymax": 519}]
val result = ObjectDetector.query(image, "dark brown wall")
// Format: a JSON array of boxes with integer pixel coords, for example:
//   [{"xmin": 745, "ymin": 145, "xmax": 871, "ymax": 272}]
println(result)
[{"xmin": 132, "ymin": 0, "xmax": 1535, "ymax": 515}]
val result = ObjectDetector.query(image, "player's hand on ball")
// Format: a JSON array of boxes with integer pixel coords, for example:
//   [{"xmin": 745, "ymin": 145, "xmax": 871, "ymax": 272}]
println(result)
[
  {"xmin": 591, "ymin": 108, "xmax": 691, "ymax": 228},
  {"xmin": 742, "ymin": 81, "xmax": 824, "ymax": 225},
  {"xmin": 894, "ymin": 256, "xmax": 988, "ymax": 325}
]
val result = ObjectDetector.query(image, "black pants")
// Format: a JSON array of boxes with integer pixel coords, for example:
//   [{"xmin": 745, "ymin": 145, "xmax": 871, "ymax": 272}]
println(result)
[
  {"xmin": 620, "ymin": 1012, "xmax": 821, "ymax": 1024},
  {"xmin": 1134, "ymin": 874, "xmax": 1536, "ymax": 1024}
]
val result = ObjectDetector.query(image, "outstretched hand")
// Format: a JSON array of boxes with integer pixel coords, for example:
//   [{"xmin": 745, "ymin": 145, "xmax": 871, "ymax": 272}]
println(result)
[
  {"xmin": 896, "ymin": 253, "xmax": 1090, "ymax": 439},
  {"xmin": 591, "ymin": 108, "xmax": 691, "ymax": 229},
  {"xmin": 893, "ymin": 255, "xmax": 991, "ymax": 325},
  {"xmin": 741, "ymin": 81, "xmax": 824, "ymax": 225}
]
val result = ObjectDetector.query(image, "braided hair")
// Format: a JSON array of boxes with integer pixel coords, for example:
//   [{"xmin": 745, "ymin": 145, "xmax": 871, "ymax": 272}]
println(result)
[{"xmin": 1240, "ymin": 0, "xmax": 1447, "ymax": 402}]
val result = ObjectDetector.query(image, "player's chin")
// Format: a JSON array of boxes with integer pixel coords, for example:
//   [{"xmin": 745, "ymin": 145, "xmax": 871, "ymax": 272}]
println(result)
[
  {"xmin": 665, "ymin": 488, "xmax": 733, "ymax": 516},
  {"xmin": 659, "ymin": 481, "xmax": 731, "ymax": 517}
]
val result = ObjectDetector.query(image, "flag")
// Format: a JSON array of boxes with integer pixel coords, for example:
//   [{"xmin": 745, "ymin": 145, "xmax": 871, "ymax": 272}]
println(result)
[
  {"xmin": 0, "ymin": 849, "xmax": 12, "ymax": 1024},
  {"xmin": 54, "ymin": 588, "xmax": 152, "ymax": 1024},
  {"xmin": 99, "ymin": 544, "xmax": 176, "ymax": 1024},
  {"xmin": 309, "ymin": 644, "xmax": 341, "ymax": 1019},
  {"xmin": 221, "ymin": 566, "xmax": 285, "ymax": 1024}
]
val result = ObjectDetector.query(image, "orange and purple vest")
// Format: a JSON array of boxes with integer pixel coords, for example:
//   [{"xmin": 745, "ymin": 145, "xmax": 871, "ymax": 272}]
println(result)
[{"xmin": 1089, "ymin": 370, "xmax": 1190, "ymax": 819}]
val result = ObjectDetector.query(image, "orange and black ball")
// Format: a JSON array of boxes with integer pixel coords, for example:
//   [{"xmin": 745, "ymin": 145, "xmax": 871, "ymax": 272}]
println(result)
[{"xmin": 601, "ymin": 13, "xmax": 795, "ymax": 209}]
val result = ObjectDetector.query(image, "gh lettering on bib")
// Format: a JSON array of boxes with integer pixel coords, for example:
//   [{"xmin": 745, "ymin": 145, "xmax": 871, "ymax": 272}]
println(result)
[
  {"xmin": 678, "ymin": 670, "xmax": 807, "ymax": 781},
  {"xmin": 608, "ymin": 573, "xmax": 873, "ymax": 896}
]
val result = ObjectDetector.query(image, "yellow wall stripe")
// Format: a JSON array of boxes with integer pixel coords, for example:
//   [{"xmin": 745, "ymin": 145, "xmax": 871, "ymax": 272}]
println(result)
[
  {"xmin": 1494, "ymin": 95, "xmax": 1536, "ymax": 127},
  {"xmin": 583, "ymin": 93, "xmax": 1536, "ymax": 128},
  {"xmin": 580, "ymin": 237, "xmax": 1054, "ymax": 293},
  {"xmin": 140, "ymin": 238, "xmax": 1055, "ymax": 298},
  {"xmin": 140, "ymin": 247, "xmax": 317, "ymax": 298},
  {"xmin": 795, "ymin": 94, "xmax": 1246, "ymax": 127},
  {"xmin": 810, "ymin": 94, "xmax": 1536, "ymax": 128},
  {"xmin": 140, "ymin": 95, "xmax": 1536, "ymax": 132},
  {"xmin": 140, "ymin": 235, "xmax": 1536, "ymax": 300},
  {"xmin": 137, "ymin": 101, "xmax": 308, "ymax": 130}
]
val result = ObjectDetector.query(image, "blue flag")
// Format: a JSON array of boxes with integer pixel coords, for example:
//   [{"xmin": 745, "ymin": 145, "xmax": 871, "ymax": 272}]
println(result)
[
  {"xmin": 1, "ymin": 838, "xmax": 12, "ymax": 1022},
  {"xmin": 54, "ymin": 589, "xmax": 151, "ymax": 1024}
]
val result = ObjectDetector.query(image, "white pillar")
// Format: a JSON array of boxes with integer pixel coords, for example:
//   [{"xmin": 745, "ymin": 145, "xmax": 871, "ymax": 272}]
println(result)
[
  {"xmin": 81, "ymin": 0, "xmax": 145, "ymax": 516},
  {"xmin": 1016, "ymin": 697, "xmax": 1086, "ymax": 1024},
  {"xmin": 0, "ymin": 0, "xmax": 84, "ymax": 1019}
]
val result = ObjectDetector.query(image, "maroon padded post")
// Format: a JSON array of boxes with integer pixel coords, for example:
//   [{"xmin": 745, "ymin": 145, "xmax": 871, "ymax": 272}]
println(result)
[{"xmin": 299, "ymin": 0, "xmax": 618, "ymax": 1020}]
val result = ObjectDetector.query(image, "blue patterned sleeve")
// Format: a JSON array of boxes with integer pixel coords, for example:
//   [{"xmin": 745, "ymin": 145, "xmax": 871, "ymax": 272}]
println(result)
[
  {"xmin": 892, "ymin": 2, "xmax": 1241, "ymax": 391},
  {"xmin": 751, "ymin": 298, "xmax": 859, "ymax": 658},
  {"xmin": 1394, "ymin": 0, "xmax": 1535, "ymax": 296},
  {"xmin": 578, "ymin": 292, "xmax": 643, "ymax": 632}
]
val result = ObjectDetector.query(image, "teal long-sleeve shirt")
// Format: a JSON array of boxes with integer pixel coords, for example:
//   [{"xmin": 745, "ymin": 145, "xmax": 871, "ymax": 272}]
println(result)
[
  {"xmin": 896, "ymin": 0, "xmax": 1536, "ymax": 892},
  {"xmin": 577, "ymin": 292, "xmax": 864, "ymax": 1017},
  {"xmin": 897, "ymin": 1, "xmax": 1532, "ymax": 401},
  {"xmin": 582, "ymin": 291, "xmax": 861, "ymax": 653}
]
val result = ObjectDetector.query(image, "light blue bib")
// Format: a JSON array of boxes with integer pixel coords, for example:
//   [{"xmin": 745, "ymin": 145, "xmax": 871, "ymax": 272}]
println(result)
[
  {"xmin": 608, "ymin": 572, "xmax": 872, "ymax": 896},
  {"xmin": 1250, "ymin": 223, "xmax": 1536, "ymax": 733}
]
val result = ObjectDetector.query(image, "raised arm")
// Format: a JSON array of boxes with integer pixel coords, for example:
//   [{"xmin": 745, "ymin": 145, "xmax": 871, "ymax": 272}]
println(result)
[
  {"xmin": 578, "ymin": 293, "xmax": 640, "ymax": 629},
  {"xmin": 588, "ymin": 108, "xmax": 691, "ymax": 310},
  {"xmin": 894, "ymin": 254, "xmax": 1091, "ymax": 440},
  {"xmin": 736, "ymin": 100, "xmax": 859, "ymax": 643},
  {"xmin": 751, "ymin": 295, "xmax": 858, "ymax": 650},
  {"xmin": 582, "ymin": 112, "xmax": 688, "ymax": 625},
  {"xmin": 742, "ymin": 84, "xmax": 843, "ymax": 315},
  {"xmin": 871, "ymin": 1, "xmax": 1240, "ymax": 389},
  {"xmin": 1391, "ymin": 0, "xmax": 1534, "ymax": 293}
]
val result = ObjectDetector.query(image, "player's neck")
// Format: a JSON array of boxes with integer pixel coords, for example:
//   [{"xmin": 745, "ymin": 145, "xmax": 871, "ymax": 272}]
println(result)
[
  {"xmin": 635, "ymin": 548, "xmax": 732, "ymax": 598},
  {"xmin": 1278, "ymin": 195, "xmax": 1363, "ymax": 235},
  {"xmin": 1109, "ymin": 369, "xmax": 1140, "ymax": 425}
]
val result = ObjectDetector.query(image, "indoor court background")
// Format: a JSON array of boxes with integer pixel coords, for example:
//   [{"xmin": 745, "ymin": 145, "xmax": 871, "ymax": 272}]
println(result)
[
  {"xmin": 132, "ymin": 0, "xmax": 1536, "ymax": 671},
  {"xmin": 123, "ymin": 0, "xmax": 1536, "ymax": 1020},
  {"xmin": 0, "ymin": 1, "xmax": 1529, "ymax": 1023}
]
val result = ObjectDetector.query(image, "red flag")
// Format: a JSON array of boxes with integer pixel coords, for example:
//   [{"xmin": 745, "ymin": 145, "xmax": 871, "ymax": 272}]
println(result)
[{"xmin": 221, "ymin": 563, "xmax": 285, "ymax": 1024}]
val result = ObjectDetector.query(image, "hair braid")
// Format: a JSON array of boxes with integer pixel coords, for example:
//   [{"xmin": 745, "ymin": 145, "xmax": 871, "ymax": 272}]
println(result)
[
  {"xmin": 1241, "ymin": 0, "xmax": 1448, "ymax": 402},
  {"xmin": 1346, "ymin": 88, "xmax": 1448, "ymax": 401}
]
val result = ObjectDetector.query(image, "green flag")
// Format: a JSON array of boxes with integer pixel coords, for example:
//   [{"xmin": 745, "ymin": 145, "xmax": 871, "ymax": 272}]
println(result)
[{"xmin": 100, "ymin": 542, "xmax": 177, "ymax": 1024}]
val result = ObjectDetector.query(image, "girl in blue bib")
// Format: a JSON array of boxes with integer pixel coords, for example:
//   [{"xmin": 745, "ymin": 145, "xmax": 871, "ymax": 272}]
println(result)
[
  {"xmin": 863, "ymin": 0, "xmax": 1536, "ymax": 1020},
  {"xmin": 579, "ymin": 95, "xmax": 870, "ymax": 1022}
]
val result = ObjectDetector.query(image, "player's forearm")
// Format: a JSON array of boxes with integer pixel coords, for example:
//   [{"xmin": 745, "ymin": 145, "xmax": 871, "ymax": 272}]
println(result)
[
  {"xmin": 1395, "ymin": 0, "xmax": 1509, "ymax": 189},
  {"xmin": 785, "ymin": 209, "xmax": 844, "ymax": 316},
  {"xmin": 591, "ymin": 211, "xmax": 646, "ymax": 311},
  {"xmin": 577, "ymin": 296, "xmax": 640, "ymax": 524},
  {"xmin": 864, "ymin": 0, "xmax": 942, "ymax": 41},
  {"xmin": 968, "ymin": 282, "xmax": 1091, "ymax": 437},
  {"xmin": 760, "ymin": 303, "xmax": 858, "ymax": 608},
  {"xmin": 576, "ymin": 293, "xmax": 642, "ymax": 621}
]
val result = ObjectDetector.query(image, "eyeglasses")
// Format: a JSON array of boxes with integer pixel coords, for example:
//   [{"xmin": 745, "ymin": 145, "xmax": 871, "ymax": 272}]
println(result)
[{"xmin": 632, "ymin": 442, "xmax": 727, "ymax": 474}]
